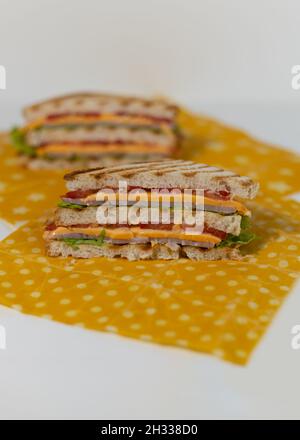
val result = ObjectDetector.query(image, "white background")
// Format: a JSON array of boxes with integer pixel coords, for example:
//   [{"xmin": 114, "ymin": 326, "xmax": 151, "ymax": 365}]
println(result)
[{"xmin": 1, "ymin": 0, "xmax": 300, "ymax": 420}]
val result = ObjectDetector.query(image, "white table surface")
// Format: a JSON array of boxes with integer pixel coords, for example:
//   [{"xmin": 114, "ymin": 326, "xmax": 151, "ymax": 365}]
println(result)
[{"xmin": 1, "ymin": 102, "xmax": 300, "ymax": 420}]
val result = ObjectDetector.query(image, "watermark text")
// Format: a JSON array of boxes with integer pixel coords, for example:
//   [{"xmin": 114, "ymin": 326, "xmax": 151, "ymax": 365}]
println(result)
[
  {"xmin": 0, "ymin": 65, "xmax": 6, "ymax": 90},
  {"xmin": 0, "ymin": 324, "xmax": 6, "ymax": 350}
]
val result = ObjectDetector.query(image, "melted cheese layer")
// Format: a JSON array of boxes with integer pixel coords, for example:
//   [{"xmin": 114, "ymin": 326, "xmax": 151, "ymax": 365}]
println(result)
[
  {"xmin": 36, "ymin": 143, "xmax": 171, "ymax": 155},
  {"xmin": 45, "ymin": 226, "xmax": 221, "ymax": 244}
]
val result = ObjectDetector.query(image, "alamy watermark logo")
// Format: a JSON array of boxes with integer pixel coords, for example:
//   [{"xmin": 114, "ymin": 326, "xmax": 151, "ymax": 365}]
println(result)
[
  {"xmin": 94, "ymin": 182, "xmax": 205, "ymax": 233},
  {"xmin": 0, "ymin": 65, "xmax": 6, "ymax": 90},
  {"xmin": 0, "ymin": 324, "xmax": 6, "ymax": 350},
  {"xmin": 291, "ymin": 325, "xmax": 300, "ymax": 350},
  {"xmin": 291, "ymin": 65, "xmax": 300, "ymax": 90}
]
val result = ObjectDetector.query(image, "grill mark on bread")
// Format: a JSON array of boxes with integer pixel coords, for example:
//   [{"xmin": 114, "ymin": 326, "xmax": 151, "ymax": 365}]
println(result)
[
  {"xmin": 94, "ymin": 164, "xmax": 162, "ymax": 178},
  {"xmin": 240, "ymin": 179, "xmax": 252, "ymax": 187},
  {"xmin": 65, "ymin": 167, "xmax": 106, "ymax": 180},
  {"xmin": 114, "ymin": 162, "xmax": 187, "ymax": 177},
  {"xmin": 64, "ymin": 161, "xmax": 173, "ymax": 180},
  {"xmin": 66, "ymin": 160, "xmax": 239, "ymax": 181},
  {"xmin": 112, "ymin": 164, "xmax": 236, "ymax": 178},
  {"xmin": 183, "ymin": 171, "xmax": 197, "ymax": 177},
  {"xmin": 63, "ymin": 159, "xmax": 259, "ymax": 200},
  {"xmin": 91, "ymin": 160, "xmax": 183, "ymax": 178}
]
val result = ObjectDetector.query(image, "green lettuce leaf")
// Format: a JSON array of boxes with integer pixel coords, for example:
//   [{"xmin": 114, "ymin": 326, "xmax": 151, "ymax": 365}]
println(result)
[
  {"xmin": 218, "ymin": 230, "xmax": 257, "ymax": 248},
  {"xmin": 172, "ymin": 124, "xmax": 182, "ymax": 137},
  {"xmin": 10, "ymin": 127, "xmax": 36, "ymax": 157},
  {"xmin": 240, "ymin": 215, "xmax": 251, "ymax": 230},
  {"xmin": 60, "ymin": 229, "xmax": 106, "ymax": 249},
  {"xmin": 218, "ymin": 215, "xmax": 257, "ymax": 248},
  {"xmin": 57, "ymin": 200, "xmax": 85, "ymax": 210}
]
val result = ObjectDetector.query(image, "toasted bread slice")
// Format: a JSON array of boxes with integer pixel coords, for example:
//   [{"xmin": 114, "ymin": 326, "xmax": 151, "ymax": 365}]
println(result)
[
  {"xmin": 65, "ymin": 159, "xmax": 259, "ymax": 199},
  {"xmin": 54, "ymin": 207, "xmax": 242, "ymax": 235},
  {"xmin": 23, "ymin": 92, "xmax": 178, "ymax": 123},
  {"xmin": 26, "ymin": 125, "xmax": 176, "ymax": 148},
  {"xmin": 20, "ymin": 153, "xmax": 168, "ymax": 170},
  {"xmin": 46, "ymin": 240, "xmax": 241, "ymax": 261}
]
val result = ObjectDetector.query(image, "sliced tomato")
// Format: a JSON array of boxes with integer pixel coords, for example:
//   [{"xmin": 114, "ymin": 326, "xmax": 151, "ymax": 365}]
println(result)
[
  {"xmin": 139, "ymin": 223, "xmax": 174, "ymax": 230},
  {"xmin": 203, "ymin": 225, "xmax": 227, "ymax": 239},
  {"xmin": 46, "ymin": 112, "xmax": 101, "ymax": 121},
  {"xmin": 181, "ymin": 223, "xmax": 227, "ymax": 239},
  {"xmin": 204, "ymin": 189, "xmax": 231, "ymax": 200},
  {"xmin": 64, "ymin": 189, "xmax": 98, "ymax": 199},
  {"xmin": 45, "ymin": 222, "xmax": 57, "ymax": 231}
]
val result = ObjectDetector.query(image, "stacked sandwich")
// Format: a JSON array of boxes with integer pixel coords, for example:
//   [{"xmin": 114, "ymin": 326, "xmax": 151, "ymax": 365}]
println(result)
[
  {"xmin": 11, "ymin": 93, "xmax": 179, "ymax": 169},
  {"xmin": 44, "ymin": 160, "xmax": 259, "ymax": 261}
]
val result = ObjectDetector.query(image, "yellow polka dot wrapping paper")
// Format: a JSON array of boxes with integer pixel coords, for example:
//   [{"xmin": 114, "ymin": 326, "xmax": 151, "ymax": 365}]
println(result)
[{"xmin": 0, "ymin": 110, "xmax": 300, "ymax": 365}]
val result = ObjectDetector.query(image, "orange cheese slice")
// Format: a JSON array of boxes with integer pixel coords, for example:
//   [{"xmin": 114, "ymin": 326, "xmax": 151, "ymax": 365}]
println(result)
[
  {"xmin": 84, "ymin": 191, "xmax": 249, "ymax": 215},
  {"xmin": 45, "ymin": 226, "xmax": 221, "ymax": 244},
  {"xmin": 36, "ymin": 143, "xmax": 171, "ymax": 155}
]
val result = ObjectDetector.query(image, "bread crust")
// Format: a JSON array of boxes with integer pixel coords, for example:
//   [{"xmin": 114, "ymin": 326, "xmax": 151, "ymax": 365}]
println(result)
[{"xmin": 23, "ymin": 92, "xmax": 178, "ymax": 122}]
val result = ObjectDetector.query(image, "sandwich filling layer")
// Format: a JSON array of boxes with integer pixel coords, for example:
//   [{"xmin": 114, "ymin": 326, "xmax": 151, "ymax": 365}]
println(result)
[
  {"xmin": 23, "ymin": 114, "xmax": 176, "ymax": 132},
  {"xmin": 35, "ymin": 143, "xmax": 174, "ymax": 157},
  {"xmin": 59, "ymin": 188, "xmax": 250, "ymax": 215},
  {"xmin": 46, "ymin": 193, "xmax": 255, "ymax": 251},
  {"xmin": 44, "ymin": 217, "xmax": 255, "ymax": 250},
  {"xmin": 44, "ymin": 224, "xmax": 222, "ymax": 249},
  {"xmin": 25, "ymin": 123, "xmax": 176, "ymax": 148}
]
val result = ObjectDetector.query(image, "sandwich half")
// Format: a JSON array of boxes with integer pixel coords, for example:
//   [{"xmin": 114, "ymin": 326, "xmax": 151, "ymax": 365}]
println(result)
[
  {"xmin": 11, "ymin": 92, "xmax": 180, "ymax": 169},
  {"xmin": 44, "ymin": 160, "xmax": 259, "ymax": 261}
]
